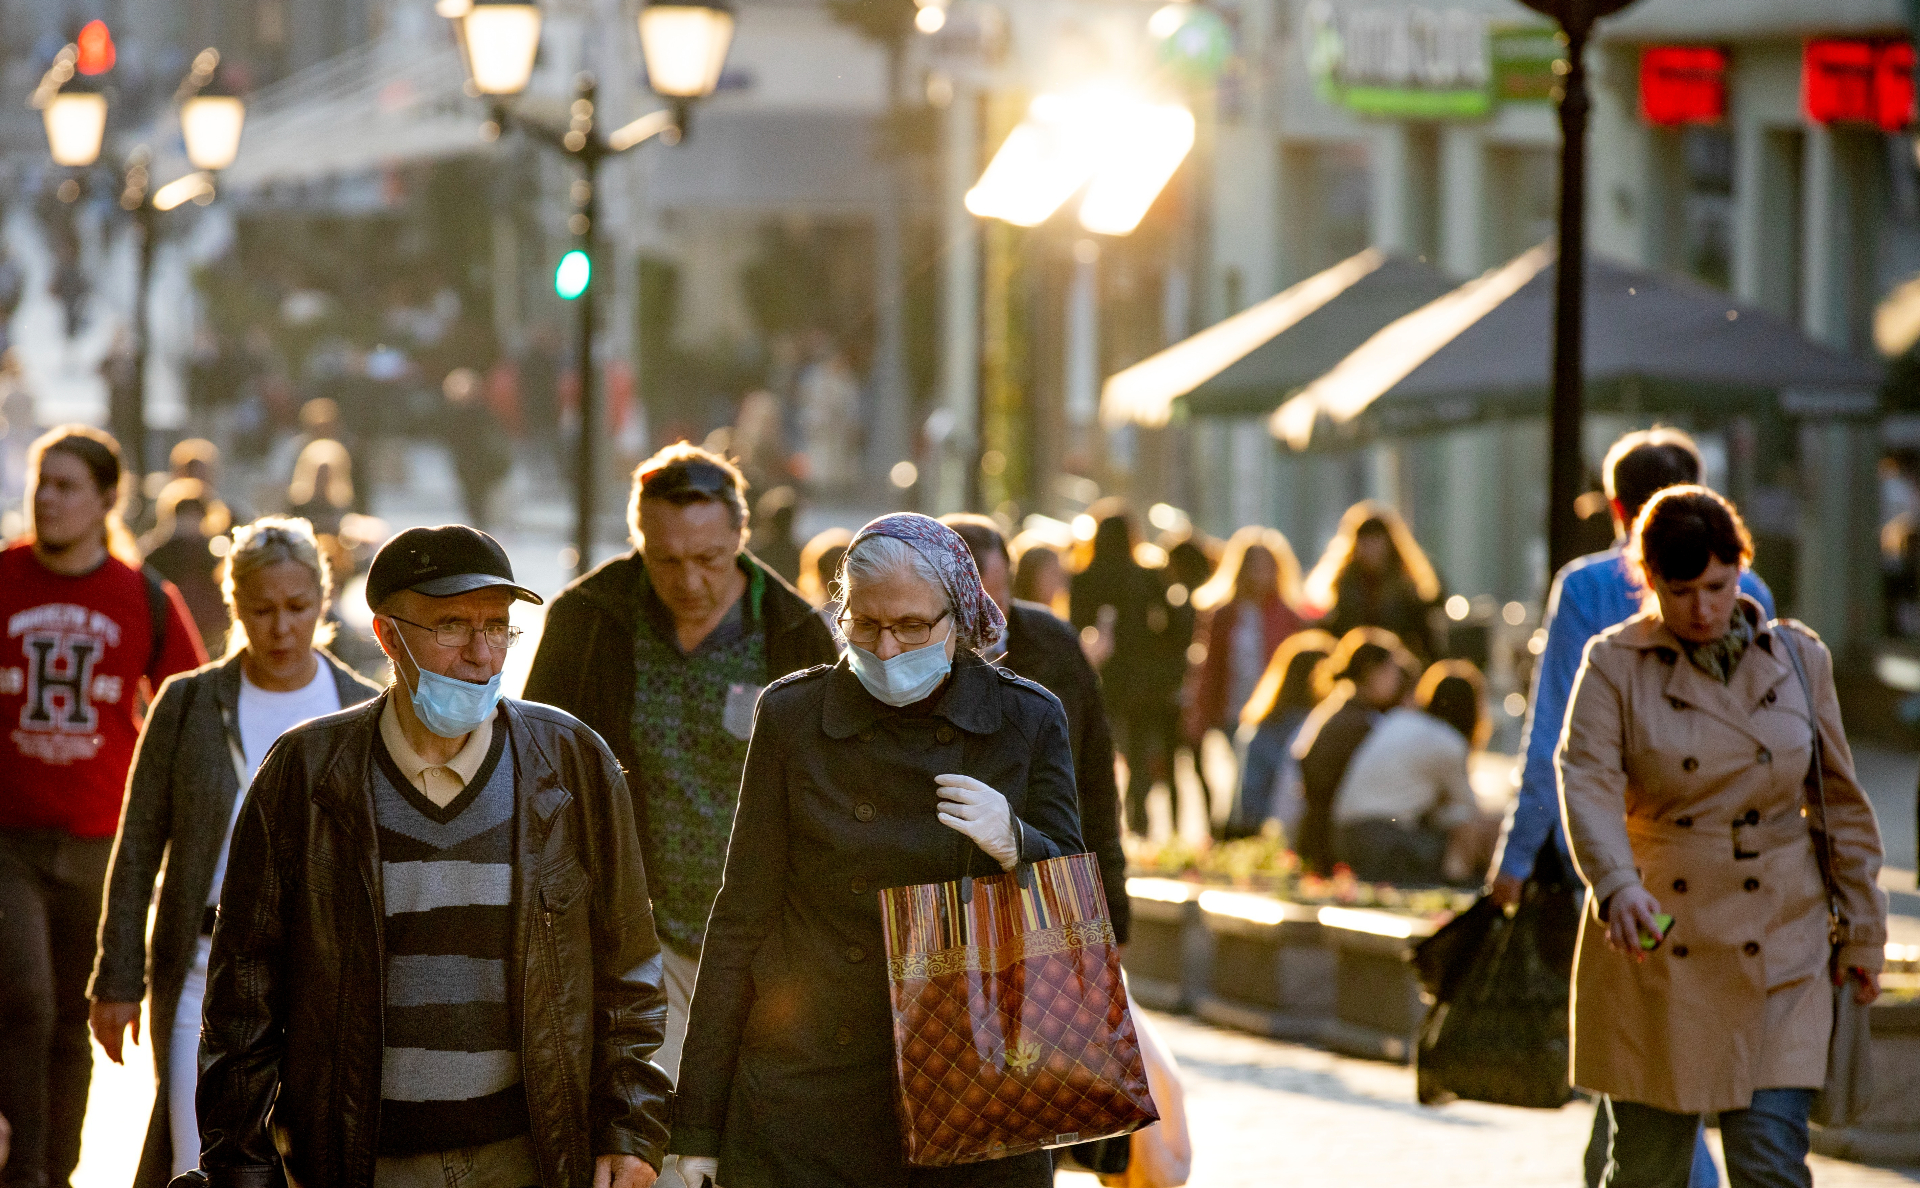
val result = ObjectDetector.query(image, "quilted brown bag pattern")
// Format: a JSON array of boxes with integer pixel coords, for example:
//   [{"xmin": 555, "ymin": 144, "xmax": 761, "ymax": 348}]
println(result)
[{"xmin": 879, "ymin": 852, "xmax": 1158, "ymax": 1167}]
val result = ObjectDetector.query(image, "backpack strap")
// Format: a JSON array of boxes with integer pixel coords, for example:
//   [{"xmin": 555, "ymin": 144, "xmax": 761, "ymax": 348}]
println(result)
[{"xmin": 140, "ymin": 565, "xmax": 169, "ymax": 678}]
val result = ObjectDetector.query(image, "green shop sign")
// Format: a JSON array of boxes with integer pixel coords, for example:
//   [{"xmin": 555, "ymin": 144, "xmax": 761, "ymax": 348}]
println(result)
[{"xmin": 1305, "ymin": 1, "xmax": 1561, "ymax": 119}]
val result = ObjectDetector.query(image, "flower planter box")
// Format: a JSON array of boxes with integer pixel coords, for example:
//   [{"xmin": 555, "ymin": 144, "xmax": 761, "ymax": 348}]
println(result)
[
  {"xmin": 1191, "ymin": 889, "xmax": 1337, "ymax": 1045},
  {"xmin": 1122, "ymin": 879, "xmax": 1209, "ymax": 1012},
  {"xmin": 1318, "ymin": 907, "xmax": 1438, "ymax": 1064}
]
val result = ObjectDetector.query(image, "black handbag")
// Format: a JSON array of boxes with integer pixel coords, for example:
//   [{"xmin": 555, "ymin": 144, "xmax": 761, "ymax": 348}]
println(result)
[{"xmin": 1413, "ymin": 843, "xmax": 1579, "ymax": 1109}]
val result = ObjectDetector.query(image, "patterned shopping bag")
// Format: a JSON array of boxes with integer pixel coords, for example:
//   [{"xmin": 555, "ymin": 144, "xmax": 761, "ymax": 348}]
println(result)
[{"xmin": 879, "ymin": 853, "xmax": 1158, "ymax": 1166}]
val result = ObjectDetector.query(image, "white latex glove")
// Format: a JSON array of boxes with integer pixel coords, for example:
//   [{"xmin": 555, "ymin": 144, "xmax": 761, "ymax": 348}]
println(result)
[
  {"xmin": 935, "ymin": 774, "xmax": 1020, "ymax": 871},
  {"xmin": 675, "ymin": 1156, "xmax": 719, "ymax": 1187}
]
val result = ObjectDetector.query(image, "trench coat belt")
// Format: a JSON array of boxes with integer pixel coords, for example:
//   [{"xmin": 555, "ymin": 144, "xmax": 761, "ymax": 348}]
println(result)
[{"xmin": 1625, "ymin": 810, "xmax": 1811, "ymax": 855}]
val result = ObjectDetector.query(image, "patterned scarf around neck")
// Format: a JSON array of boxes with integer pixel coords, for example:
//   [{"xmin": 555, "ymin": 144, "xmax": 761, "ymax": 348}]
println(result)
[{"xmin": 1680, "ymin": 607, "xmax": 1753, "ymax": 684}]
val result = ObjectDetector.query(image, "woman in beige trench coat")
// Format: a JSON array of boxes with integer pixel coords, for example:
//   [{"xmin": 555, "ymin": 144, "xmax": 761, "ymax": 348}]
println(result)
[{"xmin": 1559, "ymin": 487, "xmax": 1886, "ymax": 1188}]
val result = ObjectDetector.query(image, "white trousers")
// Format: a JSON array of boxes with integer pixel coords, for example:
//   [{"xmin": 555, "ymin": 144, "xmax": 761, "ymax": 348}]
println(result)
[
  {"xmin": 655, "ymin": 945, "xmax": 699, "ymax": 1188},
  {"xmin": 169, "ymin": 935, "xmax": 213, "ymax": 1178}
]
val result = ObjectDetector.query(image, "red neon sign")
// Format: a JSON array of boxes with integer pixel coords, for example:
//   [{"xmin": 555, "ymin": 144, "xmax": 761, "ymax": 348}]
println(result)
[
  {"xmin": 74, "ymin": 19, "xmax": 115, "ymax": 75},
  {"xmin": 1640, "ymin": 47, "xmax": 1727, "ymax": 126},
  {"xmin": 1804, "ymin": 39, "xmax": 1914, "ymax": 131}
]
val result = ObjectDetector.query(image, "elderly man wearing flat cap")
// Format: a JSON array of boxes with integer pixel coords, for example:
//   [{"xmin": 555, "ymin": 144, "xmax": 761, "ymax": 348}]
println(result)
[{"xmin": 187, "ymin": 525, "xmax": 671, "ymax": 1188}]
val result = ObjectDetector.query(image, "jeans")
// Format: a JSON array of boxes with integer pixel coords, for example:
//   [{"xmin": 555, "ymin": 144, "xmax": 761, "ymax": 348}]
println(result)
[
  {"xmin": 373, "ymin": 1133, "xmax": 540, "ymax": 1188},
  {"xmin": 171, "ymin": 937, "xmax": 214, "ymax": 1178},
  {"xmin": 0, "ymin": 830, "xmax": 115, "ymax": 1188},
  {"xmin": 1600, "ymin": 1089, "xmax": 1815, "ymax": 1188},
  {"xmin": 1585, "ymin": 1105, "xmax": 1720, "ymax": 1188},
  {"xmin": 655, "ymin": 945, "xmax": 700, "ymax": 1188}
]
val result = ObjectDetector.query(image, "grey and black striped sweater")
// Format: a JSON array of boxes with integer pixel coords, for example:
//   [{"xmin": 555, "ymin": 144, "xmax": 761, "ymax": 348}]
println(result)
[{"xmin": 371, "ymin": 728, "xmax": 528, "ymax": 1156}]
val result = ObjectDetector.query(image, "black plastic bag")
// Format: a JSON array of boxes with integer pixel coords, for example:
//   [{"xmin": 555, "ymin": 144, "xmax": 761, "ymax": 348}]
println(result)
[{"xmin": 1413, "ymin": 875, "xmax": 1579, "ymax": 1109}]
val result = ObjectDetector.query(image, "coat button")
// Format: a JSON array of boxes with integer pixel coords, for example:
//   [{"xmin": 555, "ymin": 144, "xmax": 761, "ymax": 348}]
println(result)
[
  {"xmin": 850, "ymin": 877, "xmax": 868, "ymax": 896},
  {"xmin": 1765, "ymin": 690, "xmax": 1778, "ymax": 705},
  {"xmin": 855, "ymin": 802, "xmax": 876, "ymax": 822},
  {"xmin": 1744, "ymin": 941, "xmax": 1761, "ymax": 956},
  {"xmin": 834, "ymin": 1026, "xmax": 854, "ymax": 1046},
  {"xmin": 1672, "ymin": 945, "xmax": 1689, "ymax": 957},
  {"xmin": 1674, "ymin": 816, "xmax": 1693, "ymax": 828},
  {"xmin": 1669, "ymin": 696, "xmax": 1688, "ymax": 709},
  {"xmin": 1744, "ymin": 878, "xmax": 1760, "ymax": 892},
  {"xmin": 1671, "ymin": 878, "xmax": 1687, "ymax": 893},
  {"xmin": 936, "ymin": 724, "xmax": 957, "ymax": 745},
  {"xmin": 859, "ymin": 729, "xmax": 876, "ymax": 744},
  {"xmin": 1757, "ymin": 748, "xmax": 1773, "ymax": 765},
  {"xmin": 845, "ymin": 945, "xmax": 866, "ymax": 963},
  {"xmin": 1743, "ymin": 809, "xmax": 1760, "ymax": 825},
  {"xmin": 1681, "ymin": 757, "xmax": 1699, "ymax": 773}
]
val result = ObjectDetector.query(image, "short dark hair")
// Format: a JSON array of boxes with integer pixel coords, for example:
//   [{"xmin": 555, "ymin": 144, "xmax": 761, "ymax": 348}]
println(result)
[
  {"xmin": 1604, "ymin": 427, "xmax": 1702, "ymax": 524},
  {"xmin": 31, "ymin": 424, "xmax": 123, "ymax": 498},
  {"xmin": 1317, "ymin": 626, "xmax": 1416, "ymax": 702},
  {"xmin": 939, "ymin": 514, "xmax": 1008, "ymax": 574},
  {"xmin": 1417, "ymin": 660, "xmax": 1488, "ymax": 750},
  {"xmin": 628, "ymin": 442, "xmax": 749, "ymax": 541},
  {"xmin": 1629, "ymin": 485, "xmax": 1753, "ymax": 584}
]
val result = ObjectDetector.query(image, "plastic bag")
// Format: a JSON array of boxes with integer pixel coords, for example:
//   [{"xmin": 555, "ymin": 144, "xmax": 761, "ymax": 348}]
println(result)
[{"xmin": 1413, "ymin": 877, "xmax": 1579, "ymax": 1109}]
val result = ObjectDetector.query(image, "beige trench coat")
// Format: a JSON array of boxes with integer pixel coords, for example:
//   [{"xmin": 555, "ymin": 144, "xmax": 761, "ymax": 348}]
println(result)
[{"xmin": 1557, "ymin": 602, "xmax": 1886, "ymax": 1114}]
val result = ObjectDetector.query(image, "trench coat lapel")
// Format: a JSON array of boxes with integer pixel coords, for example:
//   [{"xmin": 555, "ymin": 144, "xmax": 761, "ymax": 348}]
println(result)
[{"xmin": 1653, "ymin": 601, "xmax": 1791, "ymax": 749}]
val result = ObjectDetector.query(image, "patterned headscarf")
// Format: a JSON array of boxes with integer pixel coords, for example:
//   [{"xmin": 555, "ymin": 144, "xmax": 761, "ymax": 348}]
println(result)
[{"xmin": 845, "ymin": 512, "xmax": 1006, "ymax": 654}]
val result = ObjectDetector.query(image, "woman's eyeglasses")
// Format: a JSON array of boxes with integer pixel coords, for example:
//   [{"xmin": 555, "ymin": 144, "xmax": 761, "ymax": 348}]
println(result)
[
  {"xmin": 839, "ymin": 610, "xmax": 950, "ymax": 648},
  {"xmin": 387, "ymin": 615, "xmax": 523, "ymax": 650}
]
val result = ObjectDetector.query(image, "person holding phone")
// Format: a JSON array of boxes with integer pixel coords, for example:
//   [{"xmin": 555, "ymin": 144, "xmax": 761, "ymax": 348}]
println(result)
[{"xmin": 1558, "ymin": 487, "xmax": 1887, "ymax": 1186}]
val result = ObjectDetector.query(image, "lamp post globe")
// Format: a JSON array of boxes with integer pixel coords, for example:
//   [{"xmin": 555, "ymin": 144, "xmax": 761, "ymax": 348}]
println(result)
[
  {"xmin": 461, "ymin": 0, "xmax": 543, "ymax": 96},
  {"xmin": 43, "ymin": 88, "xmax": 107, "ymax": 167},
  {"xmin": 638, "ymin": 0, "xmax": 736, "ymax": 100},
  {"xmin": 181, "ymin": 94, "xmax": 245, "ymax": 172}
]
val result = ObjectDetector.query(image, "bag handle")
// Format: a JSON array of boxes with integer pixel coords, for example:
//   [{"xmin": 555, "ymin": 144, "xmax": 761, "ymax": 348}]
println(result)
[
  {"xmin": 1779, "ymin": 626, "xmax": 1843, "ymax": 948},
  {"xmin": 950, "ymin": 789, "xmax": 1032, "ymax": 906}
]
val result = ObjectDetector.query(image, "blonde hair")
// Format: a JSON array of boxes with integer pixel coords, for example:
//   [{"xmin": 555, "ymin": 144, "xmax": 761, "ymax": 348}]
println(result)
[
  {"xmin": 1302, "ymin": 501, "xmax": 1441, "ymax": 611},
  {"xmin": 140, "ymin": 477, "xmax": 231, "ymax": 556},
  {"xmin": 288, "ymin": 439, "xmax": 354, "ymax": 508},
  {"xmin": 1239, "ymin": 628, "xmax": 1339, "ymax": 729},
  {"xmin": 220, "ymin": 516, "xmax": 335, "ymax": 658},
  {"xmin": 798, "ymin": 526, "xmax": 853, "ymax": 607},
  {"xmin": 1192, "ymin": 525, "xmax": 1302, "ymax": 613}
]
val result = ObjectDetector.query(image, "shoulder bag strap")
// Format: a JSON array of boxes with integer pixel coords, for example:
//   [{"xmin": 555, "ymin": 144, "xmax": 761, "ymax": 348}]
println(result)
[{"xmin": 1779, "ymin": 628, "xmax": 1843, "ymax": 945}]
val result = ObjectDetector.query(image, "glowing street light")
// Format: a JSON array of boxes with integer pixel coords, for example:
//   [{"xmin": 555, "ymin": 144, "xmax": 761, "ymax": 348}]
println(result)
[
  {"xmin": 181, "ymin": 95, "xmax": 245, "ymax": 171},
  {"xmin": 42, "ymin": 88, "xmax": 108, "ymax": 167},
  {"xmin": 638, "ymin": 1, "xmax": 737, "ymax": 100},
  {"xmin": 460, "ymin": 0, "xmax": 543, "ymax": 96}
]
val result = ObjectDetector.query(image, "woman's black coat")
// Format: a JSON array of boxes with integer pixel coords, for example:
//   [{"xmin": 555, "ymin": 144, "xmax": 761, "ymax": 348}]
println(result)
[
  {"xmin": 87, "ymin": 650, "xmax": 381, "ymax": 1188},
  {"xmin": 670, "ymin": 655, "xmax": 1086, "ymax": 1188}
]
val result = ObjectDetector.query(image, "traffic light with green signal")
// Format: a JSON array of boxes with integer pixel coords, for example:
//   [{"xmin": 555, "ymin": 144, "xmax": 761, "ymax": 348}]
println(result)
[{"xmin": 554, "ymin": 249, "xmax": 590, "ymax": 300}]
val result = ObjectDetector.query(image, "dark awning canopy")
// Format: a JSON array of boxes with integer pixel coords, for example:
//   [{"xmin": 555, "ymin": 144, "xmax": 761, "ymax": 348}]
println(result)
[
  {"xmin": 1271, "ymin": 247, "xmax": 1882, "ymax": 448},
  {"xmin": 1100, "ymin": 249, "xmax": 1456, "ymax": 426}
]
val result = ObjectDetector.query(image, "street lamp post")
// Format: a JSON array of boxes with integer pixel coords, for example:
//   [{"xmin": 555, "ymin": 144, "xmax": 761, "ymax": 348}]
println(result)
[
  {"xmin": 449, "ymin": 0, "xmax": 734, "ymax": 577},
  {"xmin": 1520, "ymin": 0, "xmax": 1636, "ymax": 577},
  {"xmin": 33, "ymin": 45, "xmax": 243, "ymax": 480}
]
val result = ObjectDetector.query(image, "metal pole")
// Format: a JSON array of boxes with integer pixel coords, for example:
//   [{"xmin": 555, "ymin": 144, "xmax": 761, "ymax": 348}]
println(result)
[
  {"xmin": 126, "ymin": 193, "xmax": 156, "ymax": 482},
  {"xmin": 572, "ymin": 86, "xmax": 600, "ymax": 579},
  {"xmin": 1545, "ymin": 18, "xmax": 1590, "ymax": 579}
]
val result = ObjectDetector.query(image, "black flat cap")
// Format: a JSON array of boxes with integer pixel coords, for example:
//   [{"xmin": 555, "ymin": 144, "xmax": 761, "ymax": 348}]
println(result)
[{"xmin": 366, "ymin": 525, "xmax": 543, "ymax": 608}]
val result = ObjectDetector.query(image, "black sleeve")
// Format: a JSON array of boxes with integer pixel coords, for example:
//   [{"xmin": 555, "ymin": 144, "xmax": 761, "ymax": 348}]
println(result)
[
  {"xmin": 523, "ymin": 591, "xmax": 594, "ymax": 717},
  {"xmin": 198, "ymin": 742, "xmax": 298, "ymax": 1188},
  {"xmin": 1068, "ymin": 655, "xmax": 1129, "ymax": 941},
  {"xmin": 1011, "ymin": 693, "xmax": 1087, "ymax": 864}
]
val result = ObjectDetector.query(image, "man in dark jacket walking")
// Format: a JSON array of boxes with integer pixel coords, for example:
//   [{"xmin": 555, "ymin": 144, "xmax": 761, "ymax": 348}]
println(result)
[
  {"xmin": 195, "ymin": 526, "xmax": 671, "ymax": 1188},
  {"xmin": 942, "ymin": 514, "xmax": 1129, "ymax": 942},
  {"xmin": 524, "ymin": 444, "xmax": 836, "ymax": 1187}
]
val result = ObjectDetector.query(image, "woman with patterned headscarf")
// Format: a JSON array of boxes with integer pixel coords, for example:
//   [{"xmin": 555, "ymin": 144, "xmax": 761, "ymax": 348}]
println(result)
[{"xmin": 669, "ymin": 513, "xmax": 1085, "ymax": 1188}]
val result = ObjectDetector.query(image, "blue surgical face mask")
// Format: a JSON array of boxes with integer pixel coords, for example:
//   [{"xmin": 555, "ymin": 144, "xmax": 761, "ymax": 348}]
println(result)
[
  {"xmin": 848, "ymin": 621, "xmax": 954, "ymax": 707},
  {"xmin": 390, "ymin": 623, "xmax": 504, "ymax": 738}
]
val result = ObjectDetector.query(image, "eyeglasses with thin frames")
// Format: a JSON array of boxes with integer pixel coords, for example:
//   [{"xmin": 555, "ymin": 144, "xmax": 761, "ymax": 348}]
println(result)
[
  {"xmin": 386, "ymin": 614, "xmax": 523, "ymax": 651},
  {"xmin": 838, "ymin": 609, "xmax": 950, "ymax": 649}
]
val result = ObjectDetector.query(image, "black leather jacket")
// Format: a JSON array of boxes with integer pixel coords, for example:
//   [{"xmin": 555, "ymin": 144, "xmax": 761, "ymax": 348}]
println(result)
[{"xmin": 195, "ymin": 694, "xmax": 673, "ymax": 1188}]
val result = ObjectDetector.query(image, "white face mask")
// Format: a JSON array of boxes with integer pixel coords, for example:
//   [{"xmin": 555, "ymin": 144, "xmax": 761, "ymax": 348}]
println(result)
[{"xmin": 847, "ymin": 620, "xmax": 953, "ymax": 707}]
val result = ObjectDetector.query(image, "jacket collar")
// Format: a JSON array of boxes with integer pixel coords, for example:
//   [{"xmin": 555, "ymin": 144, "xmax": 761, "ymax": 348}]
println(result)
[
  {"xmin": 820, "ymin": 653, "xmax": 1005, "ymax": 739},
  {"xmin": 569, "ymin": 546, "xmax": 816, "ymax": 640},
  {"xmin": 1614, "ymin": 596, "xmax": 1792, "ymax": 739}
]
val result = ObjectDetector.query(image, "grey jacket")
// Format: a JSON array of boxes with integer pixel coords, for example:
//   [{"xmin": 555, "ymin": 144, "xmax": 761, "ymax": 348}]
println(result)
[{"xmin": 89, "ymin": 650, "xmax": 381, "ymax": 1188}]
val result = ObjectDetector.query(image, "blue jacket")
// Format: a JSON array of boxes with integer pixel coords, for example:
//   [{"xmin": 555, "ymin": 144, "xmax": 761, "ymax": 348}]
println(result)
[{"xmin": 1497, "ymin": 545, "xmax": 1775, "ymax": 881}]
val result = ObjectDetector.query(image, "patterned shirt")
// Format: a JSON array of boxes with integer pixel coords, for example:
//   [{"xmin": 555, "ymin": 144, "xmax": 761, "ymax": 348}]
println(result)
[{"xmin": 631, "ymin": 566, "xmax": 768, "ymax": 955}]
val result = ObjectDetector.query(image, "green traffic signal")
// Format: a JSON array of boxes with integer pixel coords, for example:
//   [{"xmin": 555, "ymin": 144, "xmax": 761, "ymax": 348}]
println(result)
[{"xmin": 555, "ymin": 249, "xmax": 591, "ymax": 300}]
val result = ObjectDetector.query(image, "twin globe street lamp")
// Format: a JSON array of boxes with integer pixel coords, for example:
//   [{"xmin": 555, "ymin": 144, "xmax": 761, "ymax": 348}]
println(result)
[
  {"xmin": 443, "ymin": 0, "xmax": 735, "ymax": 576},
  {"xmin": 36, "ymin": 43, "xmax": 247, "ymax": 479}
]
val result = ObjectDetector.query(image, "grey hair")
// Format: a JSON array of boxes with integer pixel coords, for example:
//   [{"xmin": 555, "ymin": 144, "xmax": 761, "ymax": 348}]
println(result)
[
  {"xmin": 834, "ymin": 533, "xmax": 985, "ymax": 652},
  {"xmin": 221, "ymin": 516, "xmax": 335, "ymax": 658}
]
